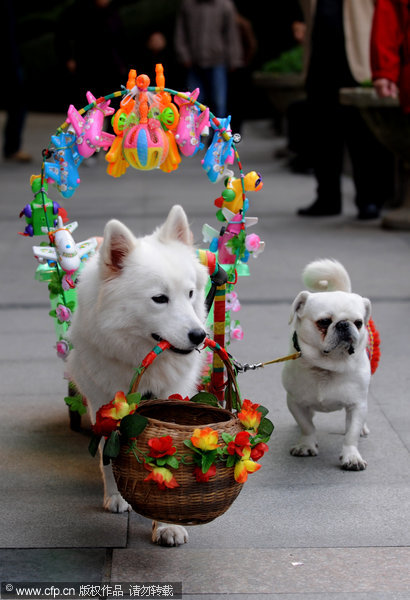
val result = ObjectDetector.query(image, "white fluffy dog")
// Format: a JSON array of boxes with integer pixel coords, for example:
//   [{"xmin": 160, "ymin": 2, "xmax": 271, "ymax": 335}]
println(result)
[
  {"xmin": 282, "ymin": 259, "xmax": 372, "ymax": 470},
  {"xmin": 68, "ymin": 205, "xmax": 208, "ymax": 545}
]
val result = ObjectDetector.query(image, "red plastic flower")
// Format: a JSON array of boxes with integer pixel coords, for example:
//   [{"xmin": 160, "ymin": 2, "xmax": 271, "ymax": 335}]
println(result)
[
  {"xmin": 250, "ymin": 442, "xmax": 269, "ymax": 461},
  {"xmin": 168, "ymin": 394, "xmax": 190, "ymax": 401},
  {"xmin": 144, "ymin": 465, "xmax": 179, "ymax": 490},
  {"xmin": 193, "ymin": 464, "xmax": 217, "ymax": 482},
  {"xmin": 92, "ymin": 415, "xmax": 118, "ymax": 437},
  {"xmin": 147, "ymin": 436, "xmax": 177, "ymax": 458},
  {"xmin": 227, "ymin": 431, "xmax": 252, "ymax": 457},
  {"xmin": 238, "ymin": 399, "xmax": 262, "ymax": 432}
]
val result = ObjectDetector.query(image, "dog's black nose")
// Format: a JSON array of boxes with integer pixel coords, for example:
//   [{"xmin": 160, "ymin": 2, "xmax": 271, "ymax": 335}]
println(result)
[
  {"xmin": 188, "ymin": 328, "xmax": 206, "ymax": 346},
  {"xmin": 335, "ymin": 320, "xmax": 350, "ymax": 332}
]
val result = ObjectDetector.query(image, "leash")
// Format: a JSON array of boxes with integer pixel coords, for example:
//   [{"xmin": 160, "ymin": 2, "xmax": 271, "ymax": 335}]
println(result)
[
  {"xmin": 227, "ymin": 330, "xmax": 301, "ymax": 373},
  {"xmin": 228, "ymin": 349, "xmax": 301, "ymax": 373}
]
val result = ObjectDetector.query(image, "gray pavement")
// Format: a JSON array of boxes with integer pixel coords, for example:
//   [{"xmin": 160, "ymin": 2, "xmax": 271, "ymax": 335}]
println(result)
[{"xmin": 1, "ymin": 111, "xmax": 410, "ymax": 599}]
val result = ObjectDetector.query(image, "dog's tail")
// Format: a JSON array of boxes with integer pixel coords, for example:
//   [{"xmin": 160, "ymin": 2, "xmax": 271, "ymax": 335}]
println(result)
[{"xmin": 302, "ymin": 258, "xmax": 352, "ymax": 293}]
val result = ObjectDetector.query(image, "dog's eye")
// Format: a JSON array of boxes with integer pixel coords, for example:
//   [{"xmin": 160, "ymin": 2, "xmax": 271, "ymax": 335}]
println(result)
[
  {"xmin": 189, "ymin": 290, "xmax": 194, "ymax": 299},
  {"xmin": 354, "ymin": 320, "xmax": 363, "ymax": 330},
  {"xmin": 152, "ymin": 294, "xmax": 169, "ymax": 304},
  {"xmin": 317, "ymin": 318, "xmax": 332, "ymax": 330}
]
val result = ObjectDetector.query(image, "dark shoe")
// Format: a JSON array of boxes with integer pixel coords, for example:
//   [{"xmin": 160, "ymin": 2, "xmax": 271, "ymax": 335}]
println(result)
[
  {"xmin": 297, "ymin": 199, "xmax": 341, "ymax": 217},
  {"xmin": 357, "ymin": 204, "xmax": 380, "ymax": 220}
]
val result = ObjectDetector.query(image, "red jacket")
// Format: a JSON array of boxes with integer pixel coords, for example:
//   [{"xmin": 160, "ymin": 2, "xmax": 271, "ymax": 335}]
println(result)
[{"xmin": 371, "ymin": 0, "xmax": 410, "ymax": 113}]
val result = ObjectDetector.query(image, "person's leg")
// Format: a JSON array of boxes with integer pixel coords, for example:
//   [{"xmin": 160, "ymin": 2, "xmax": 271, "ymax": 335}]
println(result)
[
  {"xmin": 344, "ymin": 105, "xmax": 395, "ymax": 219},
  {"xmin": 209, "ymin": 64, "xmax": 227, "ymax": 117},
  {"xmin": 298, "ymin": 96, "xmax": 344, "ymax": 216},
  {"xmin": 3, "ymin": 107, "xmax": 25, "ymax": 157}
]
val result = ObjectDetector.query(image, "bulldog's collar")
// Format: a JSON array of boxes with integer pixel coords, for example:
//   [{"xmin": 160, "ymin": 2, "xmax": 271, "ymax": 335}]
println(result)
[{"xmin": 292, "ymin": 331, "xmax": 301, "ymax": 353}]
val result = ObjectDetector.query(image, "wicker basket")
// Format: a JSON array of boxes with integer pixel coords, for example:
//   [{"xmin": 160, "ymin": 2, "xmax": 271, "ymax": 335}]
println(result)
[{"xmin": 111, "ymin": 340, "xmax": 245, "ymax": 525}]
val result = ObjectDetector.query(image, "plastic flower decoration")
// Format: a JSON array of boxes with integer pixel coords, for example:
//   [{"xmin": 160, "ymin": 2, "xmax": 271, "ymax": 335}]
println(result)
[
  {"xmin": 193, "ymin": 463, "xmax": 217, "ymax": 482},
  {"xmin": 226, "ymin": 291, "xmax": 241, "ymax": 313},
  {"xmin": 55, "ymin": 339, "xmax": 70, "ymax": 359},
  {"xmin": 230, "ymin": 321, "xmax": 244, "ymax": 341},
  {"xmin": 147, "ymin": 436, "xmax": 177, "ymax": 458},
  {"xmin": 144, "ymin": 465, "xmax": 179, "ymax": 490},
  {"xmin": 250, "ymin": 442, "xmax": 269, "ymax": 461},
  {"xmin": 238, "ymin": 399, "xmax": 262, "ymax": 432},
  {"xmin": 168, "ymin": 393, "xmax": 190, "ymax": 401},
  {"xmin": 191, "ymin": 427, "xmax": 220, "ymax": 451},
  {"xmin": 245, "ymin": 233, "xmax": 262, "ymax": 255},
  {"xmin": 56, "ymin": 304, "xmax": 72, "ymax": 323},
  {"xmin": 93, "ymin": 391, "xmax": 138, "ymax": 436},
  {"xmin": 234, "ymin": 447, "xmax": 261, "ymax": 483},
  {"xmin": 227, "ymin": 431, "xmax": 252, "ymax": 457}
]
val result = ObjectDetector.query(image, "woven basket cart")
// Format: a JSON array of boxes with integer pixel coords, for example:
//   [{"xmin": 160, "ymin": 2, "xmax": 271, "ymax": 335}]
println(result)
[{"xmin": 111, "ymin": 339, "xmax": 245, "ymax": 525}]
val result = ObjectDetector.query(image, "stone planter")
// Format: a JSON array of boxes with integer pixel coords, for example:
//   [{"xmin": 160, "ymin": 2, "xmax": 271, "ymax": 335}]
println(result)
[{"xmin": 340, "ymin": 87, "xmax": 410, "ymax": 230}]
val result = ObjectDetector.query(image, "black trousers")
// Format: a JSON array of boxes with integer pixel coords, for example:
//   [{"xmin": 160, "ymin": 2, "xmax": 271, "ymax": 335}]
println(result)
[{"xmin": 306, "ymin": 93, "xmax": 394, "ymax": 211}]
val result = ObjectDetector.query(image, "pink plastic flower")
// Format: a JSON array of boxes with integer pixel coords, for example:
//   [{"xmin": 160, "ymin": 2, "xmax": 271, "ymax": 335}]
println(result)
[
  {"xmin": 205, "ymin": 351, "xmax": 214, "ymax": 365},
  {"xmin": 55, "ymin": 339, "xmax": 70, "ymax": 359},
  {"xmin": 226, "ymin": 291, "xmax": 241, "ymax": 313},
  {"xmin": 245, "ymin": 233, "xmax": 261, "ymax": 252},
  {"xmin": 230, "ymin": 324, "xmax": 244, "ymax": 341},
  {"xmin": 56, "ymin": 304, "xmax": 72, "ymax": 322}
]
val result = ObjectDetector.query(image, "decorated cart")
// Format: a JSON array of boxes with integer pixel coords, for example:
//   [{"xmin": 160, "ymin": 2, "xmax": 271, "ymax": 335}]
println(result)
[{"xmin": 20, "ymin": 64, "xmax": 274, "ymax": 523}]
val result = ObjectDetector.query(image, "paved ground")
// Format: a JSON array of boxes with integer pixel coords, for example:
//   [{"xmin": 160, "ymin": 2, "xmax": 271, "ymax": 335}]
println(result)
[{"xmin": 1, "ymin": 111, "xmax": 410, "ymax": 599}]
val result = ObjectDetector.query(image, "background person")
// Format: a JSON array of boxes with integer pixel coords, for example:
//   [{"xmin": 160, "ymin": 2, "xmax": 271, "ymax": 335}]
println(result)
[{"xmin": 296, "ymin": 0, "xmax": 394, "ymax": 220}]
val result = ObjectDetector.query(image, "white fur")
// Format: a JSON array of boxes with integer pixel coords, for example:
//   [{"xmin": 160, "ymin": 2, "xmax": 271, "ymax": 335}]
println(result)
[
  {"xmin": 282, "ymin": 259, "xmax": 372, "ymax": 470},
  {"xmin": 68, "ymin": 205, "xmax": 208, "ymax": 545}
]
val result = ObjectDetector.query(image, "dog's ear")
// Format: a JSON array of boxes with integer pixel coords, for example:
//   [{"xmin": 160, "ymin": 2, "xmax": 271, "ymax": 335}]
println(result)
[
  {"xmin": 289, "ymin": 291, "xmax": 310, "ymax": 324},
  {"xmin": 99, "ymin": 219, "xmax": 136, "ymax": 277},
  {"xmin": 157, "ymin": 205, "xmax": 193, "ymax": 245},
  {"xmin": 362, "ymin": 297, "xmax": 372, "ymax": 325}
]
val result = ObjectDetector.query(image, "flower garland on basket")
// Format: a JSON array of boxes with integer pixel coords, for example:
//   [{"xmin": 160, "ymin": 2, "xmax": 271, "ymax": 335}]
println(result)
[
  {"xmin": 90, "ymin": 394, "xmax": 272, "ymax": 487},
  {"xmin": 88, "ymin": 340, "xmax": 274, "ymax": 491}
]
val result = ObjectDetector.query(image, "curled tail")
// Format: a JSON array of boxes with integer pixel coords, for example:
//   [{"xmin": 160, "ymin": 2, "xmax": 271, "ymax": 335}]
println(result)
[{"xmin": 302, "ymin": 258, "xmax": 352, "ymax": 293}]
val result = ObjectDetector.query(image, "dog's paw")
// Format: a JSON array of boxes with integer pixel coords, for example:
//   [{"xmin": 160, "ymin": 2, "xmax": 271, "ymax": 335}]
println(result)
[
  {"xmin": 290, "ymin": 438, "xmax": 318, "ymax": 457},
  {"xmin": 152, "ymin": 523, "xmax": 188, "ymax": 547},
  {"xmin": 104, "ymin": 493, "xmax": 131, "ymax": 513},
  {"xmin": 340, "ymin": 446, "xmax": 367, "ymax": 471}
]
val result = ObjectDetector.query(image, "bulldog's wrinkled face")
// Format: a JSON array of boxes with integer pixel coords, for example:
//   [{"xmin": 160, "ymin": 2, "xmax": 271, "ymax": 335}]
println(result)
[{"xmin": 290, "ymin": 290, "xmax": 371, "ymax": 359}]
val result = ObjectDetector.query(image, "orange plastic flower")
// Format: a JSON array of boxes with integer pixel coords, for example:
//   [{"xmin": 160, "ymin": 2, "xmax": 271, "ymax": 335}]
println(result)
[
  {"xmin": 234, "ymin": 447, "xmax": 261, "ymax": 483},
  {"xmin": 238, "ymin": 399, "xmax": 262, "ymax": 432},
  {"xmin": 144, "ymin": 465, "xmax": 179, "ymax": 490},
  {"xmin": 100, "ymin": 391, "xmax": 138, "ymax": 421},
  {"xmin": 193, "ymin": 464, "xmax": 217, "ymax": 482},
  {"xmin": 147, "ymin": 436, "xmax": 177, "ymax": 458},
  {"xmin": 93, "ymin": 391, "xmax": 138, "ymax": 436},
  {"xmin": 191, "ymin": 427, "xmax": 220, "ymax": 451}
]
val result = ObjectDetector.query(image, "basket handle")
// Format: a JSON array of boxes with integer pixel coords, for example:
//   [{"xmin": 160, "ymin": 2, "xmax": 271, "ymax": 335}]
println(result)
[
  {"xmin": 128, "ymin": 337, "xmax": 241, "ymax": 412},
  {"xmin": 202, "ymin": 338, "xmax": 242, "ymax": 412}
]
